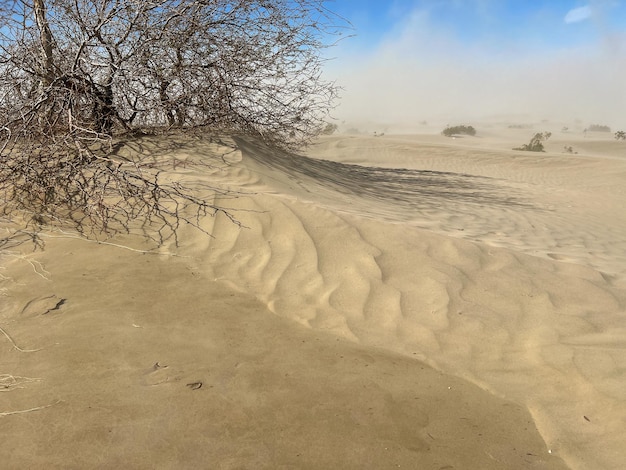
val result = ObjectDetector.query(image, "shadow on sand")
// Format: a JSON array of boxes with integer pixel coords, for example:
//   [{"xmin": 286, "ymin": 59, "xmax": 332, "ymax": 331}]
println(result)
[{"xmin": 234, "ymin": 136, "xmax": 532, "ymax": 211}]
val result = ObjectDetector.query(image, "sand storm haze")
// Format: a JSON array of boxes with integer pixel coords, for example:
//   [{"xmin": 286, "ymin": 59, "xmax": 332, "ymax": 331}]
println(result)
[
  {"xmin": 2, "ymin": 1, "xmax": 626, "ymax": 469},
  {"xmin": 325, "ymin": 1, "xmax": 626, "ymax": 132}
]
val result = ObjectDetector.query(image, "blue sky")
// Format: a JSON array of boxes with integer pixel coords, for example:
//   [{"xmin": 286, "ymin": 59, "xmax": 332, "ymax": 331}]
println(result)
[
  {"xmin": 325, "ymin": 1, "xmax": 626, "ymax": 129},
  {"xmin": 331, "ymin": 0, "xmax": 626, "ymax": 49}
]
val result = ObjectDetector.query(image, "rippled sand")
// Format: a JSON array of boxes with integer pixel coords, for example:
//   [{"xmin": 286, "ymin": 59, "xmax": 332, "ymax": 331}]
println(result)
[{"xmin": 2, "ymin": 126, "xmax": 624, "ymax": 468}]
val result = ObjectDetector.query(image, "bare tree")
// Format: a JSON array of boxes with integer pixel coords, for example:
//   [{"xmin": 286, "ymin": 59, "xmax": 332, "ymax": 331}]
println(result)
[{"xmin": 0, "ymin": 0, "xmax": 345, "ymax": 244}]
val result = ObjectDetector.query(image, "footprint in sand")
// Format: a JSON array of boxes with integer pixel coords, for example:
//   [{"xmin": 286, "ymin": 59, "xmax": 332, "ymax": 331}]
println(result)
[
  {"xmin": 142, "ymin": 362, "xmax": 204, "ymax": 390},
  {"xmin": 20, "ymin": 295, "xmax": 66, "ymax": 317},
  {"xmin": 142, "ymin": 362, "xmax": 179, "ymax": 386}
]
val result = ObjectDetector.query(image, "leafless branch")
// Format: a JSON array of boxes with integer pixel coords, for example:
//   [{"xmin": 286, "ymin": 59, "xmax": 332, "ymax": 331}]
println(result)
[{"xmin": 0, "ymin": 1, "xmax": 347, "ymax": 243}]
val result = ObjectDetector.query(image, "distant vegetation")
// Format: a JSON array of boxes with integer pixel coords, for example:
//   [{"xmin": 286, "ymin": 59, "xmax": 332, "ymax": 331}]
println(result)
[
  {"xmin": 615, "ymin": 131, "xmax": 626, "ymax": 141},
  {"xmin": 563, "ymin": 145, "xmax": 577, "ymax": 154},
  {"xmin": 442, "ymin": 125, "xmax": 476, "ymax": 137},
  {"xmin": 586, "ymin": 124, "xmax": 611, "ymax": 132},
  {"xmin": 321, "ymin": 123, "xmax": 339, "ymax": 135},
  {"xmin": 513, "ymin": 132, "xmax": 552, "ymax": 152}
]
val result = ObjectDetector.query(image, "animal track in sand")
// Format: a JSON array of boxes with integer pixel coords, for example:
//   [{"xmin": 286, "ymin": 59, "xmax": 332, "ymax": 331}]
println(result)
[
  {"xmin": 142, "ymin": 362, "xmax": 178, "ymax": 386},
  {"xmin": 142, "ymin": 362, "xmax": 203, "ymax": 389},
  {"xmin": 142, "ymin": 362, "xmax": 203, "ymax": 390},
  {"xmin": 186, "ymin": 381, "xmax": 203, "ymax": 390},
  {"xmin": 20, "ymin": 295, "xmax": 66, "ymax": 317}
]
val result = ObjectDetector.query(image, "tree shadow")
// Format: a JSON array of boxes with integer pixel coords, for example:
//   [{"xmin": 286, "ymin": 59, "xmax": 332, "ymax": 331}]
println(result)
[{"xmin": 234, "ymin": 136, "xmax": 535, "ymax": 212}]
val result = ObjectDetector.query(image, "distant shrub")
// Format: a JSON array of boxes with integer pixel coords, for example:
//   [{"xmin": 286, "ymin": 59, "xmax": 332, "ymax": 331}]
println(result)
[
  {"xmin": 442, "ymin": 125, "xmax": 476, "ymax": 137},
  {"xmin": 321, "ymin": 122, "xmax": 338, "ymax": 135},
  {"xmin": 615, "ymin": 131, "xmax": 626, "ymax": 140},
  {"xmin": 563, "ymin": 145, "xmax": 577, "ymax": 154},
  {"xmin": 587, "ymin": 124, "xmax": 611, "ymax": 132},
  {"xmin": 513, "ymin": 132, "xmax": 552, "ymax": 152},
  {"xmin": 508, "ymin": 124, "xmax": 532, "ymax": 129}
]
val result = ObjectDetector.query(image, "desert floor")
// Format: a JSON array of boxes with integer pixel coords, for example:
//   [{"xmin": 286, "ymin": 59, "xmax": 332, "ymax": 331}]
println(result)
[{"xmin": 2, "ymin": 123, "xmax": 625, "ymax": 469}]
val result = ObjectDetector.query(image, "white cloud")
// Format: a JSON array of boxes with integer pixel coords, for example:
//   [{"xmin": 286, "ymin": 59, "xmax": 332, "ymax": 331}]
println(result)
[{"xmin": 564, "ymin": 5, "xmax": 592, "ymax": 23}]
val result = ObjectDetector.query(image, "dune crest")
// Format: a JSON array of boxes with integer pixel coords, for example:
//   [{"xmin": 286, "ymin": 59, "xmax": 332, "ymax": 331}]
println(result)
[
  {"xmin": 180, "ymin": 132, "xmax": 626, "ymax": 469},
  {"xmin": 2, "ymin": 129, "xmax": 625, "ymax": 468}
]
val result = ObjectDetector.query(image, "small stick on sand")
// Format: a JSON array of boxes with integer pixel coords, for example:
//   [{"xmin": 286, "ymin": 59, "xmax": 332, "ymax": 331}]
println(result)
[
  {"xmin": 0, "ymin": 326, "xmax": 42, "ymax": 352},
  {"xmin": 0, "ymin": 251, "xmax": 50, "ymax": 280},
  {"xmin": 0, "ymin": 374, "xmax": 41, "ymax": 392},
  {"xmin": 41, "ymin": 231, "xmax": 186, "ymax": 257},
  {"xmin": 0, "ymin": 400, "xmax": 60, "ymax": 417}
]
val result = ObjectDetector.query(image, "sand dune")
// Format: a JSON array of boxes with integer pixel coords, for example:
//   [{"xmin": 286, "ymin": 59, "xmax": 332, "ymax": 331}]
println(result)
[{"xmin": 2, "ymin": 126, "xmax": 625, "ymax": 468}]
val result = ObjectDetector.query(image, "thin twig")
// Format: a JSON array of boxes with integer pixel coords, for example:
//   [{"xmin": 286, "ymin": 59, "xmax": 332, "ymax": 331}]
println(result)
[
  {"xmin": 40, "ymin": 230, "xmax": 187, "ymax": 257},
  {"xmin": 0, "ymin": 374, "xmax": 41, "ymax": 392},
  {"xmin": 0, "ymin": 400, "xmax": 61, "ymax": 417},
  {"xmin": 0, "ymin": 251, "xmax": 50, "ymax": 280},
  {"xmin": 0, "ymin": 326, "xmax": 42, "ymax": 352}
]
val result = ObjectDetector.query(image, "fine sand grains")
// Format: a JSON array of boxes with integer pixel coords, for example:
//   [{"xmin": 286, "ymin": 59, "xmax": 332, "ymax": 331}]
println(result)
[
  {"xmin": 197, "ymin": 132, "xmax": 626, "ymax": 470},
  {"xmin": 1, "ymin": 128, "xmax": 625, "ymax": 469},
  {"xmin": 0, "ymin": 232, "xmax": 566, "ymax": 469}
]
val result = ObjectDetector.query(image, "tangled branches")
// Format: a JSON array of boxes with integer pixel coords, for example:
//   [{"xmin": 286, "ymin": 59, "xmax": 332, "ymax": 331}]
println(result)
[
  {"xmin": 0, "ymin": 1, "xmax": 346, "ymax": 244},
  {"xmin": 0, "ymin": 130, "xmax": 240, "ymax": 245}
]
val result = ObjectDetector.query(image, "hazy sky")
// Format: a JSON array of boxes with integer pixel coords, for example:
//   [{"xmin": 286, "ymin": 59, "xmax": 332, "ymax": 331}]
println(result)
[{"xmin": 325, "ymin": 0, "xmax": 626, "ymax": 129}]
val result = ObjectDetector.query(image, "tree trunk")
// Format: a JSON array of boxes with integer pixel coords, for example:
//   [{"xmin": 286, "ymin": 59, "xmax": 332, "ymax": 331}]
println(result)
[
  {"xmin": 33, "ymin": 0, "xmax": 54, "ymax": 88},
  {"xmin": 93, "ymin": 82, "xmax": 115, "ymax": 134}
]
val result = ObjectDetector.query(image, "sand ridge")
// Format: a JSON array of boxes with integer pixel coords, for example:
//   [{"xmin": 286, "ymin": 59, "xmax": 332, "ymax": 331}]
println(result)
[
  {"xmin": 2, "ymin": 127, "xmax": 625, "ymax": 468},
  {"xmin": 0, "ymin": 230, "xmax": 566, "ymax": 469},
  {"xmin": 191, "ymin": 131, "xmax": 625, "ymax": 469}
]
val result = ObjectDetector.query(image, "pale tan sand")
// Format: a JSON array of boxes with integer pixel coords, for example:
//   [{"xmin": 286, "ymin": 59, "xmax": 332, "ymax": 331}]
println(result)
[
  {"xmin": 1, "ymin": 126, "xmax": 625, "ymax": 468},
  {"xmin": 193, "ymin": 130, "xmax": 625, "ymax": 469},
  {"xmin": 0, "ymin": 233, "xmax": 564, "ymax": 468}
]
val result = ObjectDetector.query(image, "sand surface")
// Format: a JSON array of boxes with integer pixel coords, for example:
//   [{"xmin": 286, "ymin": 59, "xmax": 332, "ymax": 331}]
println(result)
[{"xmin": 2, "ymin": 124, "xmax": 625, "ymax": 468}]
